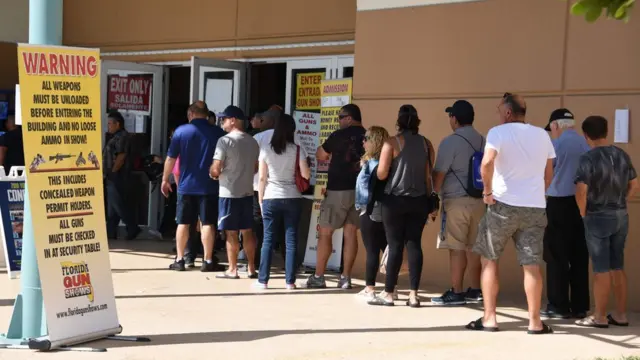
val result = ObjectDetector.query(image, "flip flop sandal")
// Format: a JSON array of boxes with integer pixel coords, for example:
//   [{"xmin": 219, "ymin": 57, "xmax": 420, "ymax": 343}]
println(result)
[
  {"xmin": 575, "ymin": 317, "xmax": 609, "ymax": 329},
  {"xmin": 216, "ymin": 273, "xmax": 240, "ymax": 279},
  {"xmin": 607, "ymin": 314, "xmax": 629, "ymax": 327},
  {"xmin": 367, "ymin": 296, "xmax": 395, "ymax": 307},
  {"xmin": 528, "ymin": 322, "xmax": 554, "ymax": 335},
  {"xmin": 465, "ymin": 317, "xmax": 499, "ymax": 332}
]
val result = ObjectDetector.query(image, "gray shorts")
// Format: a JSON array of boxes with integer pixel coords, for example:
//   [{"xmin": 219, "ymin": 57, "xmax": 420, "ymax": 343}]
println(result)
[
  {"xmin": 319, "ymin": 190, "xmax": 360, "ymax": 230},
  {"xmin": 473, "ymin": 201, "xmax": 547, "ymax": 266}
]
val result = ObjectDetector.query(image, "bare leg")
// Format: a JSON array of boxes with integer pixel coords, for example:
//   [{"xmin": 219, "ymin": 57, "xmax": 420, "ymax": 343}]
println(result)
[
  {"xmin": 592, "ymin": 272, "xmax": 611, "ymax": 324},
  {"xmin": 175, "ymin": 224, "xmax": 189, "ymax": 260},
  {"xmin": 481, "ymin": 258, "xmax": 499, "ymax": 328},
  {"xmin": 241, "ymin": 229, "xmax": 256, "ymax": 274},
  {"xmin": 200, "ymin": 225, "xmax": 214, "ymax": 262},
  {"xmin": 225, "ymin": 230, "xmax": 240, "ymax": 275},
  {"xmin": 611, "ymin": 270, "xmax": 628, "ymax": 323},
  {"xmin": 467, "ymin": 250, "xmax": 482, "ymax": 289},
  {"xmin": 341, "ymin": 224, "xmax": 358, "ymax": 278},
  {"xmin": 450, "ymin": 250, "xmax": 467, "ymax": 293},
  {"xmin": 523, "ymin": 264, "xmax": 544, "ymax": 331},
  {"xmin": 315, "ymin": 227, "xmax": 334, "ymax": 277}
]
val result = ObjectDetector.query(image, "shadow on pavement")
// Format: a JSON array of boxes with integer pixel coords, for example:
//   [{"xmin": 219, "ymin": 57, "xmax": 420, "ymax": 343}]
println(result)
[{"xmin": 87, "ymin": 317, "xmax": 640, "ymax": 350}]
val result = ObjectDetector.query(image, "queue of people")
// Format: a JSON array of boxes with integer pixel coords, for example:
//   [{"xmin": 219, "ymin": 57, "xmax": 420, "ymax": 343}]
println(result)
[{"xmin": 159, "ymin": 93, "xmax": 638, "ymax": 335}]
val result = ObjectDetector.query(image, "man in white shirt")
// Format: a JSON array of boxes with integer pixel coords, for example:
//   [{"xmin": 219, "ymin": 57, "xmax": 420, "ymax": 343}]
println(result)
[{"xmin": 466, "ymin": 93, "xmax": 555, "ymax": 335}]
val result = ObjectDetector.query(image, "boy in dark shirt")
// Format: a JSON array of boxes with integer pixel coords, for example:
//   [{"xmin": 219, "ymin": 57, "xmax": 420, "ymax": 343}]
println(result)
[{"xmin": 574, "ymin": 115, "xmax": 638, "ymax": 329}]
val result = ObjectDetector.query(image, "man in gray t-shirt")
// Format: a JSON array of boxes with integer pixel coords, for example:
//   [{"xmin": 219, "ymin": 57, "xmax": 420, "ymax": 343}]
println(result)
[
  {"xmin": 431, "ymin": 100, "xmax": 486, "ymax": 306},
  {"xmin": 210, "ymin": 105, "xmax": 260, "ymax": 279}
]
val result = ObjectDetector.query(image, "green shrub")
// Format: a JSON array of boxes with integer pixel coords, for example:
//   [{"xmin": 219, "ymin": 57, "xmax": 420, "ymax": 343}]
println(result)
[{"xmin": 570, "ymin": 0, "xmax": 635, "ymax": 22}]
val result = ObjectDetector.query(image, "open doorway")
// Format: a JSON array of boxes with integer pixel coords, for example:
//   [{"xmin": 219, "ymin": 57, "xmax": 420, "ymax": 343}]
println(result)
[{"xmin": 248, "ymin": 63, "xmax": 286, "ymax": 121}]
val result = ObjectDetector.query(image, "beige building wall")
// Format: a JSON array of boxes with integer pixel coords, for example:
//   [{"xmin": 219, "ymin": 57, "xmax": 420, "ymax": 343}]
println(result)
[
  {"xmin": 352, "ymin": 0, "xmax": 640, "ymax": 309},
  {"xmin": 63, "ymin": 0, "xmax": 356, "ymax": 61},
  {"xmin": 0, "ymin": 0, "xmax": 28, "ymax": 90}
]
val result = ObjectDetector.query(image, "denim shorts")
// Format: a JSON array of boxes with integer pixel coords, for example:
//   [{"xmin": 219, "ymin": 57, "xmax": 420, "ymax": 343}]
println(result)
[{"xmin": 583, "ymin": 209, "xmax": 629, "ymax": 273}]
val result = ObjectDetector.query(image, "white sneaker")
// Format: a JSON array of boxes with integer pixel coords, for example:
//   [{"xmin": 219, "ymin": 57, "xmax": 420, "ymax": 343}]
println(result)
[
  {"xmin": 285, "ymin": 284, "xmax": 297, "ymax": 291},
  {"xmin": 356, "ymin": 288, "xmax": 376, "ymax": 301},
  {"xmin": 252, "ymin": 282, "xmax": 268, "ymax": 290}
]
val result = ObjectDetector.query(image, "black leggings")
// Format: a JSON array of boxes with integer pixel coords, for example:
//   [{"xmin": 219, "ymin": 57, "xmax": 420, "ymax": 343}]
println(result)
[
  {"xmin": 381, "ymin": 195, "xmax": 429, "ymax": 292},
  {"xmin": 360, "ymin": 213, "xmax": 387, "ymax": 286}
]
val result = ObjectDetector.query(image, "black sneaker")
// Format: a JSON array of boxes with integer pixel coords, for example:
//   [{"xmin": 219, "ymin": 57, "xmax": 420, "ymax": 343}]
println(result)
[
  {"xmin": 184, "ymin": 255, "xmax": 196, "ymax": 268},
  {"xmin": 201, "ymin": 261, "xmax": 225, "ymax": 272},
  {"xmin": 430, "ymin": 288, "xmax": 466, "ymax": 306},
  {"xmin": 541, "ymin": 308, "xmax": 571, "ymax": 319},
  {"xmin": 465, "ymin": 288, "xmax": 483, "ymax": 302},
  {"xmin": 169, "ymin": 259, "xmax": 186, "ymax": 271}
]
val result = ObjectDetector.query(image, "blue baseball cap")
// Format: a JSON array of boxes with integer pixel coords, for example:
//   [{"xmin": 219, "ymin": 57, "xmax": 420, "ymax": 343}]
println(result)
[{"xmin": 217, "ymin": 105, "xmax": 246, "ymax": 121}]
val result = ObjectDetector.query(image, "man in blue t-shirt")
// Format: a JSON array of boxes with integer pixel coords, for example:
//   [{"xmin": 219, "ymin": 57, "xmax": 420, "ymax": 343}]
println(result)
[{"xmin": 161, "ymin": 101, "xmax": 226, "ymax": 272}]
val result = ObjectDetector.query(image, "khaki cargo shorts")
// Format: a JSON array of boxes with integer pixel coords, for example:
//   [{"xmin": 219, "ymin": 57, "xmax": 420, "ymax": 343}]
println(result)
[
  {"xmin": 472, "ymin": 201, "xmax": 547, "ymax": 266},
  {"xmin": 437, "ymin": 197, "xmax": 486, "ymax": 251},
  {"xmin": 319, "ymin": 190, "xmax": 360, "ymax": 230}
]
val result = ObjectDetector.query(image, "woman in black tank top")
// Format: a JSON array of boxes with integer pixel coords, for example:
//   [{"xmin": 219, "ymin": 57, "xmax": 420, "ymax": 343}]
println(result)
[{"xmin": 368, "ymin": 105, "xmax": 436, "ymax": 308}]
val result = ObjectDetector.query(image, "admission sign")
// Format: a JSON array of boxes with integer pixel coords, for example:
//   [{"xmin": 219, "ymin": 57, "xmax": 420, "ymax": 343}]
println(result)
[{"xmin": 17, "ymin": 44, "xmax": 120, "ymax": 346}]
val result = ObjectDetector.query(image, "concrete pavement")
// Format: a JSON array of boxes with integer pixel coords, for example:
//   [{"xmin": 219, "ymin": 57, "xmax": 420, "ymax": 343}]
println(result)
[{"xmin": 0, "ymin": 240, "xmax": 638, "ymax": 360}]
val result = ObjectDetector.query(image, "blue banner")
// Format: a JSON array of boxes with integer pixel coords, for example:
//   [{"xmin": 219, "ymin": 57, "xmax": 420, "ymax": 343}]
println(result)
[{"xmin": 0, "ymin": 181, "xmax": 24, "ymax": 275}]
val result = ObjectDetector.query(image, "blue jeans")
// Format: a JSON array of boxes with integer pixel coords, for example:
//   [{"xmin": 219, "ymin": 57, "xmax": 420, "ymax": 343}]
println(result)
[
  {"xmin": 583, "ymin": 209, "xmax": 629, "ymax": 273},
  {"xmin": 259, "ymin": 198, "xmax": 302, "ymax": 285}
]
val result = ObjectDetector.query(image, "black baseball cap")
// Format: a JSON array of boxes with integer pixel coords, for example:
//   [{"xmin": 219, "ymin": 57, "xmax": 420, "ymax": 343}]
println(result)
[
  {"xmin": 545, "ymin": 108, "xmax": 574, "ymax": 131},
  {"xmin": 445, "ymin": 100, "xmax": 474, "ymax": 119},
  {"xmin": 217, "ymin": 105, "xmax": 246, "ymax": 121}
]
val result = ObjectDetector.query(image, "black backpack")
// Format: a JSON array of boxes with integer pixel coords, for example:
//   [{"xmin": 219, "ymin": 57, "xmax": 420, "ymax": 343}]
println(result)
[{"xmin": 451, "ymin": 134, "xmax": 484, "ymax": 199}]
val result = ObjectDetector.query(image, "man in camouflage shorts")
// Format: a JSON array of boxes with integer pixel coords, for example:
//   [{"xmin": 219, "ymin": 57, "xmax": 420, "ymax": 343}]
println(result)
[{"xmin": 466, "ymin": 93, "xmax": 556, "ymax": 335}]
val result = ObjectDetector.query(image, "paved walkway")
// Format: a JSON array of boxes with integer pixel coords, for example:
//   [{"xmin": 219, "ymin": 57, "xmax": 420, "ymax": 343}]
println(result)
[{"xmin": 0, "ymin": 240, "xmax": 638, "ymax": 360}]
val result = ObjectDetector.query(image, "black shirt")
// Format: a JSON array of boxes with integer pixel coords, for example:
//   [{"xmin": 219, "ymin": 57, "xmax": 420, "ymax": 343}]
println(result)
[
  {"xmin": 102, "ymin": 129, "xmax": 132, "ymax": 177},
  {"xmin": 0, "ymin": 128, "xmax": 25, "ymax": 173},
  {"xmin": 575, "ymin": 145, "xmax": 637, "ymax": 212},
  {"xmin": 321, "ymin": 125, "xmax": 365, "ymax": 190}
]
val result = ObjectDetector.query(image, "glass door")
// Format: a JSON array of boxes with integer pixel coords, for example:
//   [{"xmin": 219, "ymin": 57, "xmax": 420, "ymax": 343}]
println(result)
[
  {"xmin": 101, "ymin": 60, "xmax": 165, "ymax": 230},
  {"xmin": 190, "ymin": 57, "xmax": 248, "ymax": 116}
]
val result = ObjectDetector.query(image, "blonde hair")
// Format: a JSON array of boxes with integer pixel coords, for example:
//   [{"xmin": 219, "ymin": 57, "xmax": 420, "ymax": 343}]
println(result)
[{"xmin": 362, "ymin": 126, "xmax": 389, "ymax": 163}]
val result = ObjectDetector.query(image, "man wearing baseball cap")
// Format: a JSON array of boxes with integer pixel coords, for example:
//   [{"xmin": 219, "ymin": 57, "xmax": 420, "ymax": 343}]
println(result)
[
  {"xmin": 211, "ymin": 105, "xmax": 260, "ymax": 279},
  {"xmin": 542, "ymin": 108, "xmax": 591, "ymax": 319},
  {"xmin": 431, "ymin": 100, "xmax": 486, "ymax": 306}
]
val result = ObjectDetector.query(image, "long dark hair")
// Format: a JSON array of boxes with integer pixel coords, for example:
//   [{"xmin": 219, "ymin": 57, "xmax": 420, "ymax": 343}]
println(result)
[
  {"xmin": 270, "ymin": 113, "xmax": 296, "ymax": 155},
  {"xmin": 397, "ymin": 104, "xmax": 420, "ymax": 134}
]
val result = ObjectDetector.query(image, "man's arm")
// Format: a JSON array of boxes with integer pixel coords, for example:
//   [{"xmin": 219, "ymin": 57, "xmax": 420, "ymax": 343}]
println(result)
[
  {"xmin": 480, "ymin": 148, "xmax": 498, "ymax": 195},
  {"xmin": 432, "ymin": 140, "xmax": 452, "ymax": 194},
  {"xmin": 316, "ymin": 133, "xmax": 333, "ymax": 161},
  {"xmin": 161, "ymin": 157, "xmax": 176, "ymax": 197},
  {"xmin": 210, "ymin": 160, "xmax": 223, "ymax": 179},
  {"xmin": 316, "ymin": 146, "xmax": 330, "ymax": 161},
  {"xmin": 112, "ymin": 153, "xmax": 126, "ymax": 173},
  {"xmin": 575, "ymin": 182, "xmax": 588, "ymax": 217},
  {"xmin": 210, "ymin": 138, "xmax": 227, "ymax": 179},
  {"xmin": 544, "ymin": 158, "xmax": 554, "ymax": 191}
]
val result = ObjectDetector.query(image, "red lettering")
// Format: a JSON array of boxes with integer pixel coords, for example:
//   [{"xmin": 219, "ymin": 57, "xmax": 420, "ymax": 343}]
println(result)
[
  {"xmin": 49, "ymin": 54, "xmax": 59, "ymax": 75},
  {"xmin": 22, "ymin": 52, "xmax": 39, "ymax": 74},
  {"xmin": 38, "ymin": 53, "xmax": 49, "ymax": 75},
  {"xmin": 21, "ymin": 52, "xmax": 98, "ymax": 77}
]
